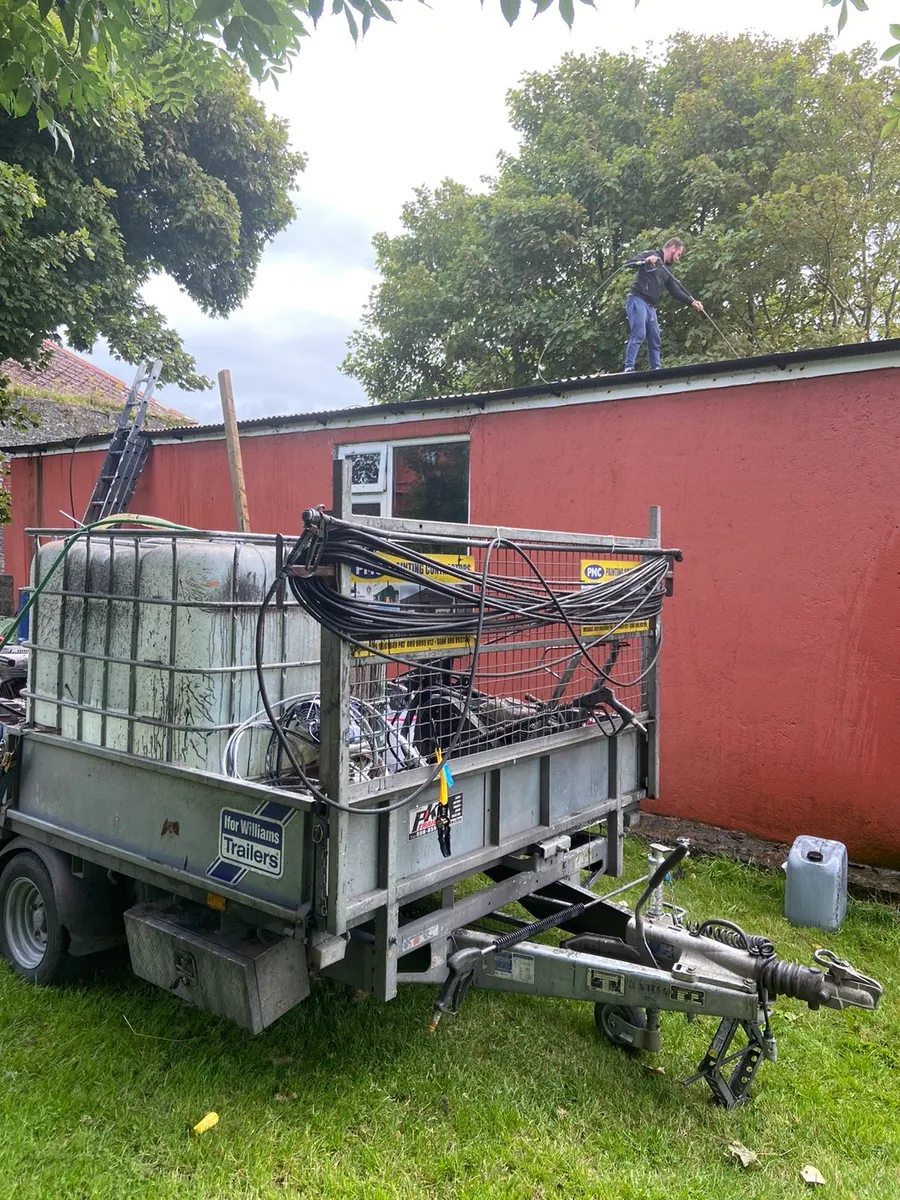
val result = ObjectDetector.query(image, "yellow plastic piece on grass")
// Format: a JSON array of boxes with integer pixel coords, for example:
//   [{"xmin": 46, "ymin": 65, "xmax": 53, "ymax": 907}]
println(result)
[{"xmin": 192, "ymin": 1111, "xmax": 220, "ymax": 1135}]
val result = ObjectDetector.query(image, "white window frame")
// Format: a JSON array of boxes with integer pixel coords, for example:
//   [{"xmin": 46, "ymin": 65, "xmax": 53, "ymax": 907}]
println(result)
[
  {"xmin": 338, "ymin": 435, "xmax": 470, "ymax": 520},
  {"xmin": 339, "ymin": 443, "xmax": 387, "ymax": 494}
]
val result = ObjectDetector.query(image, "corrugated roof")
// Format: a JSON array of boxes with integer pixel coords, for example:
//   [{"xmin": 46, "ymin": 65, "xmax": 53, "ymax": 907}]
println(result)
[
  {"xmin": 6, "ymin": 336, "xmax": 900, "ymax": 455},
  {"xmin": 1, "ymin": 341, "xmax": 194, "ymax": 425},
  {"xmin": 146, "ymin": 337, "xmax": 900, "ymax": 437}
]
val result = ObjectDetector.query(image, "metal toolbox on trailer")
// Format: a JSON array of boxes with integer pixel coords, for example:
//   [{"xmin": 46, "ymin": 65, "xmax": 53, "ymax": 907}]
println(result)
[{"xmin": 124, "ymin": 899, "xmax": 309, "ymax": 1034}]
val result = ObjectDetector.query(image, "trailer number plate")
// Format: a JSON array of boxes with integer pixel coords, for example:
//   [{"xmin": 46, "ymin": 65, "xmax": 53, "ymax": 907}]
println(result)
[
  {"xmin": 488, "ymin": 951, "xmax": 535, "ymax": 984},
  {"xmin": 587, "ymin": 968, "xmax": 626, "ymax": 996}
]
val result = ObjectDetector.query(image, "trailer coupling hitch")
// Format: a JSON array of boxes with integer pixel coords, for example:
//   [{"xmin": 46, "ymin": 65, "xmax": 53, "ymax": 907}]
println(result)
[
  {"xmin": 813, "ymin": 948, "xmax": 883, "ymax": 1010},
  {"xmin": 755, "ymin": 947, "xmax": 883, "ymax": 1012},
  {"xmin": 684, "ymin": 948, "xmax": 883, "ymax": 1108}
]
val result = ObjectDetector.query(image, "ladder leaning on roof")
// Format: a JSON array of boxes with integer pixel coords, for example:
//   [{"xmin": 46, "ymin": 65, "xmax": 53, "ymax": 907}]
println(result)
[{"xmin": 82, "ymin": 359, "xmax": 163, "ymax": 525}]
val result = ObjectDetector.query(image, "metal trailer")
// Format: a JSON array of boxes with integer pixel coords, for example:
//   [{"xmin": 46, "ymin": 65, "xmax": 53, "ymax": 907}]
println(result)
[{"xmin": 0, "ymin": 478, "xmax": 882, "ymax": 1108}]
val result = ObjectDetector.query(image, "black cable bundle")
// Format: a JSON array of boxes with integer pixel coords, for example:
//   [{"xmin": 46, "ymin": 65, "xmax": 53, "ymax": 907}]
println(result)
[{"xmin": 286, "ymin": 513, "xmax": 674, "ymax": 655}]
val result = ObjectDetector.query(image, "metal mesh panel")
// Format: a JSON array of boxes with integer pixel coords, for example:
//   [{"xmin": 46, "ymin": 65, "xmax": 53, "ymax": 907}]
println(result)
[
  {"xmin": 23, "ymin": 520, "xmax": 670, "ymax": 801},
  {"xmin": 281, "ymin": 522, "xmax": 668, "ymax": 794}
]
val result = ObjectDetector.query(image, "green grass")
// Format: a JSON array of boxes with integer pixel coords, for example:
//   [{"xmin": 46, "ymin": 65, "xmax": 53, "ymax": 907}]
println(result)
[{"xmin": 1, "ymin": 845, "xmax": 898, "ymax": 1200}]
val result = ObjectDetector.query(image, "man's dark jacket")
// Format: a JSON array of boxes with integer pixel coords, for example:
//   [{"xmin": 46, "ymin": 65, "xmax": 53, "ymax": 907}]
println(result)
[{"xmin": 628, "ymin": 249, "xmax": 694, "ymax": 307}]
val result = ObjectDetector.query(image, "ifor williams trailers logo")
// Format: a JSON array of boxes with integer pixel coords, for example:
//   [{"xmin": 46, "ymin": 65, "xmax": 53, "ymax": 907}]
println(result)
[
  {"xmin": 409, "ymin": 793, "xmax": 463, "ymax": 840},
  {"xmin": 210, "ymin": 805, "xmax": 292, "ymax": 881}
]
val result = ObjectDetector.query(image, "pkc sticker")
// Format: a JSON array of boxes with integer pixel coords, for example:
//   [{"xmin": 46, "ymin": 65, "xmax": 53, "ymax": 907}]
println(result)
[{"xmin": 409, "ymin": 793, "xmax": 463, "ymax": 840}]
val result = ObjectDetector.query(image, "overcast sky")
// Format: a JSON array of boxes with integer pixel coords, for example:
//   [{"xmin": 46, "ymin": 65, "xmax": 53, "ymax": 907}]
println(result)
[{"xmin": 83, "ymin": 0, "xmax": 896, "ymax": 424}]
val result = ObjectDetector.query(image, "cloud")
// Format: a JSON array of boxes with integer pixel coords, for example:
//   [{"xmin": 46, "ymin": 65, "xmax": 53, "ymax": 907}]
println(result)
[
  {"xmin": 81, "ymin": 198, "xmax": 378, "ymax": 421},
  {"xmin": 271, "ymin": 197, "xmax": 377, "ymax": 272},
  {"xmin": 180, "ymin": 321, "xmax": 370, "ymax": 423},
  {"xmin": 86, "ymin": 315, "xmax": 369, "ymax": 425}
]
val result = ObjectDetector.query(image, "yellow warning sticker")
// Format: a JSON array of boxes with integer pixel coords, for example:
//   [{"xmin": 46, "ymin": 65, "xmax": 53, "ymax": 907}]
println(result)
[
  {"xmin": 350, "ymin": 553, "xmax": 474, "ymax": 595},
  {"xmin": 349, "ymin": 552, "xmax": 476, "ymax": 657},
  {"xmin": 352, "ymin": 635, "xmax": 474, "ymax": 659},
  {"xmin": 580, "ymin": 559, "xmax": 650, "ymax": 638},
  {"xmin": 580, "ymin": 620, "xmax": 651, "ymax": 637}
]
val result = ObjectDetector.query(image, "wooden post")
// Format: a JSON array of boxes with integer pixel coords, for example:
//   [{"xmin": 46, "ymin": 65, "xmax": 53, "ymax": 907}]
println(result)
[{"xmin": 217, "ymin": 368, "xmax": 250, "ymax": 532}]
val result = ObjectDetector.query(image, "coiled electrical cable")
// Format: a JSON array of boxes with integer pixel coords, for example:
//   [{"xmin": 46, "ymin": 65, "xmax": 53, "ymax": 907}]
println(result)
[
  {"xmin": 288, "ymin": 513, "xmax": 676, "ymax": 708},
  {"xmin": 693, "ymin": 919, "xmax": 775, "ymax": 958},
  {"xmin": 253, "ymin": 533, "xmax": 500, "ymax": 816},
  {"xmin": 255, "ymin": 514, "xmax": 679, "ymax": 816},
  {"xmin": 222, "ymin": 692, "xmax": 423, "ymax": 783},
  {"xmin": 287, "ymin": 514, "xmax": 673, "ymax": 658}
]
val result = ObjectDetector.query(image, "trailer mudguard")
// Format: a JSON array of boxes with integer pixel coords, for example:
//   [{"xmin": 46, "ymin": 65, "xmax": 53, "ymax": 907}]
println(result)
[{"xmin": 0, "ymin": 836, "xmax": 127, "ymax": 956}]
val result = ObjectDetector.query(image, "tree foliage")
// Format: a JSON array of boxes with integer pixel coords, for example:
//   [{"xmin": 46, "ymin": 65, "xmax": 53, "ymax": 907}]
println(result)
[
  {"xmin": 0, "ymin": 0, "xmax": 597, "ymax": 130},
  {"xmin": 0, "ymin": 64, "xmax": 303, "ymax": 409},
  {"xmin": 343, "ymin": 34, "xmax": 900, "ymax": 402},
  {"xmin": 0, "ymin": 0, "xmax": 894, "ymax": 136}
]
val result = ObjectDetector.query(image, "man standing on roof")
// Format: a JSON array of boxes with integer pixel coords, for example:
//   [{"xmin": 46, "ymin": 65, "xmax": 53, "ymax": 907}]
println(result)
[{"xmin": 623, "ymin": 238, "xmax": 703, "ymax": 372}]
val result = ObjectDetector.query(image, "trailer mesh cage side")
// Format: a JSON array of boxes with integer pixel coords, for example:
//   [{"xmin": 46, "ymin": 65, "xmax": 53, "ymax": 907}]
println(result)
[
  {"xmin": 23, "ymin": 509, "xmax": 677, "ymax": 807},
  {"xmin": 272, "ymin": 513, "xmax": 673, "ymax": 799}
]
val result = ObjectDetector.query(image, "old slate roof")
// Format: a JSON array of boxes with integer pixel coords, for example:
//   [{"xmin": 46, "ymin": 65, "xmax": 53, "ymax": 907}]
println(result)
[{"xmin": 1, "ymin": 342, "xmax": 195, "ymax": 446}]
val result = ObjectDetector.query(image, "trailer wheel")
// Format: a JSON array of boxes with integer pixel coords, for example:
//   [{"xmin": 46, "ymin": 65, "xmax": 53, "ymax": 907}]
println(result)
[
  {"xmin": 0, "ymin": 853, "xmax": 78, "ymax": 984},
  {"xmin": 595, "ymin": 1003, "xmax": 647, "ymax": 1053}
]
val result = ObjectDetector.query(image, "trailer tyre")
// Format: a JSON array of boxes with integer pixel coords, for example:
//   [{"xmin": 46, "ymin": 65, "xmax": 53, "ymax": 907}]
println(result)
[
  {"xmin": 595, "ymin": 1003, "xmax": 647, "ymax": 1053},
  {"xmin": 0, "ymin": 853, "xmax": 78, "ymax": 985}
]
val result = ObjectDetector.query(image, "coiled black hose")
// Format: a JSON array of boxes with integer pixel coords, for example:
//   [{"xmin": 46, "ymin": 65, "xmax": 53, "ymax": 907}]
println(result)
[
  {"xmin": 693, "ymin": 919, "xmax": 774, "ymax": 958},
  {"xmin": 289, "ymin": 513, "xmax": 675, "ymax": 650}
]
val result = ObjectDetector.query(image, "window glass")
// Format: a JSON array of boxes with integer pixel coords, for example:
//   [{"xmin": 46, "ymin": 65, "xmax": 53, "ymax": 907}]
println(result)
[
  {"xmin": 348, "ymin": 450, "xmax": 384, "ymax": 490},
  {"xmin": 391, "ymin": 443, "xmax": 469, "ymax": 523}
]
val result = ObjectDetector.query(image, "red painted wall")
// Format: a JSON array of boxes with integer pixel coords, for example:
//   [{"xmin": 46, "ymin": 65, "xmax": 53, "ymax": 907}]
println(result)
[{"xmin": 9, "ymin": 372, "xmax": 900, "ymax": 865}]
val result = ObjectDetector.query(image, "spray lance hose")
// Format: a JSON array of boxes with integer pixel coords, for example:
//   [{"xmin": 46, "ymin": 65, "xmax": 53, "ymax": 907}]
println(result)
[
  {"xmin": 649, "ymin": 258, "xmax": 743, "ymax": 360},
  {"xmin": 536, "ymin": 252, "xmax": 742, "ymax": 383}
]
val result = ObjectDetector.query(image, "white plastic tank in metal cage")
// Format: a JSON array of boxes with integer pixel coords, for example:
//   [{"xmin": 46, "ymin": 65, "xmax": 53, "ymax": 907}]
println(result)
[{"xmin": 28, "ymin": 533, "xmax": 320, "ymax": 774}]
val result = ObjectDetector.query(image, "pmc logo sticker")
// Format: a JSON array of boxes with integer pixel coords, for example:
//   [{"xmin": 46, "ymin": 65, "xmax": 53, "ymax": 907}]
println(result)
[
  {"xmin": 580, "ymin": 559, "xmax": 640, "ymax": 585},
  {"xmin": 409, "ymin": 793, "xmax": 463, "ymax": 840}
]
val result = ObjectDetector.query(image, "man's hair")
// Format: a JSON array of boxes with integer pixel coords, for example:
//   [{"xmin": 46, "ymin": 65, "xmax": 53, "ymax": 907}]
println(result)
[{"xmin": 664, "ymin": 238, "xmax": 685, "ymax": 251}]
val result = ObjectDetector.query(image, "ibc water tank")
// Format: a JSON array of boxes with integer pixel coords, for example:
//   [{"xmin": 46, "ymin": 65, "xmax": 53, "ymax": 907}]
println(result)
[
  {"xmin": 29, "ymin": 533, "xmax": 319, "ymax": 774},
  {"xmin": 784, "ymin": 835, "xmax": 848, "ymax": 932}
]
